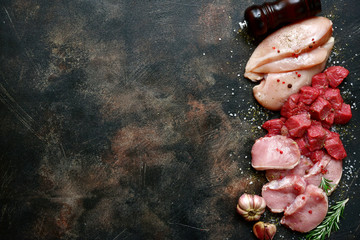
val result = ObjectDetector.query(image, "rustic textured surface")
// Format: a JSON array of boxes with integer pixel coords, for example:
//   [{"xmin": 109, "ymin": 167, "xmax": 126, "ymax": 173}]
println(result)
[{"xmin": 1, "ymin": 0, "xmax": 359, "ymax": 239}]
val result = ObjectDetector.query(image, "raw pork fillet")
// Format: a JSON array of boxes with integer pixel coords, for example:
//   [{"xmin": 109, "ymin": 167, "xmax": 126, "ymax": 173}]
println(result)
[
  {"xmin": 262, "ymin": 175, "xmax": 306, "ymax": 213},
  {"xmin": 251, "ymin": 135, "xmax": 300, "ymax": 170},
  {"xmin": 281, "ymin": 184, "xmax": 328, "ymax": 232}
]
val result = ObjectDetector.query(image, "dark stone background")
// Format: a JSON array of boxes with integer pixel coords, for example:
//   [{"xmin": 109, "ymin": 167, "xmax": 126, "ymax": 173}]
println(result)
[{"xmin": 0, "ymin": 0, "xmax": 359, "ymax": 239}]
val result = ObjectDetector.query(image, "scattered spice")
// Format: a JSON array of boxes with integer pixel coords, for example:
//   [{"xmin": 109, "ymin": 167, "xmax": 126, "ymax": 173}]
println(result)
[
  {"xmin": 277, "ymin": 79, "xmax": 280, "ymax": 82},
  {"xmin": 298, "ymin": 74, "xmax": 301, "ymax": 77},
  {"xmin": 272, "ymin": 47, "xmax": 276, "ymax": 49},
  {"xmin": 308, "ymin": 210, "xmax": 313, "ymax": 214},
  {"xmin": 287, "ymin": 84, "xmax": 292, "ymax": 88},
  {"xmin": 277, "ymin": 50, "xmax": 280, "ymax": 53},
  {"xmin": 309, "ymin": 45, "xmax": 313, "ymax": 49},
  {"xmin": 282, "ymin": 81, "xmax": 285, "ymax": 84}
]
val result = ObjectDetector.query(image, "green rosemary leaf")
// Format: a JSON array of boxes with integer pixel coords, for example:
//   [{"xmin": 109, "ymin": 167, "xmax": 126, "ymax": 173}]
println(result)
[
  {"xmin": 319, "ymin": 177, "xmax": 334, "ymax": 194},
  {"xmin": 305, "ymin": 198, "xmax": 349, "ymax": 240}
]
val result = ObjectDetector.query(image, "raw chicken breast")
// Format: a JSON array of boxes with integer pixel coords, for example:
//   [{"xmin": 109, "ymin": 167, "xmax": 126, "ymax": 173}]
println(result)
[
  {"xmin": 251, "ymin": 135, "xmax": 300, "ymax": 170},
  {"xmin": 281, "ymin": 184, "xmax": 328, "ymax": 232},
  {"xmin": 262, "ymin": 175, "xmax": 306, "ymax": 213},
  {"xmin": 252, "ymin": 37, "xmax": 334, "ymax": 74},
  {"xmin": 245, "ymin": 17, "xmax": 333, "ymax": 77},
  {"xmin": 266, "ymin": 155, "xmax": 313, "ymax": 181},
  {"xmin": 253, "ymin": 62, "xmax": 326, "ymax": 110},
  {"xmin": 323, "ymin": 158, "xmax": 342, "ymax": 194}
]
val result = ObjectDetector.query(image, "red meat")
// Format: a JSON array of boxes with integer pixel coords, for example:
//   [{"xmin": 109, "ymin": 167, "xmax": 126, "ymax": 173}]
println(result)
[
  {"xmin": 299, "ymin": 86, "xmax": 320, "ymax": 105},
  {"xmin": 309, "ymin": 97, "xmax": 332, "ymax": 120},
  {"xmin": 295, "ymin": 137, "xmax": 311, "ymax": 157},
  {"xmin": 306, "ymin": 124, "xmax": 327, "ymax": 151},
  {"xmin": 322, "ymin": 88, "xmax": 343, "ymax": 110},
  {"xmin": 311, "ymin": 72, "xmax": 329, "ymax": 89},
  {"xmin": 262, "ymin": 118, "xmax": 285, "ymax": 136},
  {"xmin": 285, "ymin": 113, "xmax": 312, "ymax": 138},
  {"xmin": 321, "ymin": 112, "xmax": 335, "ymax": 129},
  {"xmin": 324, "ymin": 132, "xmax": 347, "ymax": 160},
  {"xmin": 334, "ymin": 103, "xmax": 352, "ymax": 124},
  {"xmin": 310, "ymin": 150, "xmax": 326, "ymax": 163},
  {"xmin": 324, "ymin": 66, "xmax": 349, "ymax": 88}
]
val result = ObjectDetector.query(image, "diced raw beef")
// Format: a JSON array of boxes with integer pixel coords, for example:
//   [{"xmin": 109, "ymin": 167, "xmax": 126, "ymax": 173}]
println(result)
[
  {"xmin": 299, "ymin": 86, "xmax": 320, "ymax": 105},
  {"xmin": 309, "ymin": 149, "xmax": 326, "ymax": 163},
  {"xmin": 266, "ymin": 156, "xmax": 314, "ymax": 181},
  {"xmin": 294, "ymin": 137, "xmax": 311, "ymax": 156},
  {"xmin": 334, "ymin": 103, "xmax": 352, "ymax": 124},
  {"xmin": 306, "ymin": 124, "xmax": 327, "ymax": 151},
  {"xmin": 251, "ymin": 135, "xmax": 300, "ymax": 170},
  {"xmin": 281, "ymin": 93, "xmax": 310, "ymax": 118},
  {"xmin": 324, "ymin": 66, "xmax": 349, "ymax": 88},
  {"xmin": 321, "ymin": 111, "xmax": 335, "ymax": 129},
  {"xmin": 324, "ymin": 132, "xmax": 347, "ymax": 160},
  {"xmin": 285, "ymin": 113, "xmax": 311, "ymax": 138},
  {"xmin": 281, "ymin": 185, "xmax": 328, "ymax": 232},
  {"xmin": 262, "ymin": 118, "xmax": 285, "ymax": 136},
  {"xmin": 311, "ymin": 73, "xmax": 328, "ymax": 89},
  {"xmin": 322, "ymin": 88, "xmax": 343, "ymax": 110},
  {"xmin": 309, "ymin": 97, "xmax": 332, "ymax": 120},
  {"xmin": 262, "ymin": 176, "xmax": 307, "ymax": 213}
]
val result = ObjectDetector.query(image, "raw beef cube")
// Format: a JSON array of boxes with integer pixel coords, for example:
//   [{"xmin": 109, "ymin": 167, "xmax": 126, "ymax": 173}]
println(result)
[
  {"xmin": 281, "ymin": 185, "xmax": 328, "ymax": 233},
  {"xmin": 311, "ymin": 73, "xmax": 328, "ymax": 89},
  {"xmin": 251, "ymin": 135, "xmax": 300, "ymax": 170},
  {"xmin": 309, "ymin": 97, "xmax": 332, "ymax": 120},
  {"xmin": 324, "ymin": 66, "xmax": 349, "ymax": 88},
  {"xmin": 324, "ymin": 132, "xmax": 347, "ymax": 160},
  {"xmin": 295, "ymin": 137, "xmax": 311, "ymax": 157},
  {"xmin": 262, "ymin": 176, "xmax": 307, "ymax": 213},
  {"xmin": 306, "ymin": 124, "xmax": 327, "ymax": 151},
  {"xmin": 321, "ymin": 111, "xmax": 334, "ymax": 129},
  {"xmin": 334, "ymin": 103, "xmax": 352, "ymax": 124},
  {"xmin": 299, "ymin": 86, "xmax": 320, "ymax": 105},
  {"xmin": 262, "ymin": 118, "xmax": 285, "ymax": 136},
  {"xmin": 310, "ymin": 150, "xmax": 326, "ymax": 163},
  {"xmin": 285, "ymin": 113, "xmax": 311, "ymax": 138},
  {"xmin": 322, "ymin": 88, "xmax": 343, "ymax": 110},
  {"xmin": 280, "ymin": 94, "xmax": 308, "ymax": 119}
]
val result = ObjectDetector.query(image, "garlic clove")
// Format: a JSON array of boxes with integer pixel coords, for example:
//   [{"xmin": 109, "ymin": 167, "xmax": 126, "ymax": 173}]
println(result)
[
  {"xmin": 236, "ymin": 193, "xmax": 267, "ymax": 221},
  {"xmin": 253, "ymin": 221, "xmax": 277, "ymax": 240}
]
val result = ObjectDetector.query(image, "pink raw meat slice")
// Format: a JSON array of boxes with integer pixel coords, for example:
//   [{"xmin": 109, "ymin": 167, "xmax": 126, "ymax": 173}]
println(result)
[
  {"xmin": 262, "ymin": 175, "xmax": 307, "ymax": 213},
  {"xmin": 251, "ymin": 135, "xmax": 300, "ymax": 170},
  {"xmin": 281, "ymin": 184, "xmax": 328, "ymax": 232},
  {"xmin": 266, "ymin": 156, "xmax": 314, "ymax": 181}
]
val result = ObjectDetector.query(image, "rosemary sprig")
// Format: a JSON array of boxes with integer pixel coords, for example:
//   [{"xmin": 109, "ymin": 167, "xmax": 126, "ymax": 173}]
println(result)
[
  {"xmin": 305, "ymin": 198, "xmax": 349, "ymax": 240},
  {"xmin": 319, "ymin": 177, "xmax": 334, "ymax": 194}
]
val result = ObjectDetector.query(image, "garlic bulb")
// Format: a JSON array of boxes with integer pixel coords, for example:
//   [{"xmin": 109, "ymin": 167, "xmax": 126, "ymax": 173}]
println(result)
[
  {"xmin": 236, "ymin": 193, "xmax": 266, "ymax": 221},
  {"xmin": 253, "ymin": 221, "xmax": 276, "ymax": 240}
]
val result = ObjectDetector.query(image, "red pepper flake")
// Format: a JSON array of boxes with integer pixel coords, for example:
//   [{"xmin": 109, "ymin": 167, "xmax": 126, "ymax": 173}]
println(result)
[
  {"xmin": 295, "ymin": 71, "xmax": 298, "ymax": 74},
  {"xmin": 312, "ymin": 38, "xmax": 315, "ymax": 41},
  {"xmin": 320, "ymin": 166, "xmax": 328, "ymax": 174},
  {"xmin": 277, "ymin": 50, "xmax": 280, "ymax": 53},
  {"xmin": 277, "ymin": 79, "xmax": 280, "ymax": 82},
  {"xmin": 294, "ymin": 185, "xmax": 301, "ymax": 192},
  {"xmin": 282, "ymin": 82, "xmax": 285, "ymax": 84},
  {"xmin": 302, "ymin": 196, "xmax": 306, "ymax": 200},
  {"xmin": 298, "ymin": 74, "xmax": 301, "ymax": 77},
  {"xmin": 313, "ymin": 41, "xmax": 316, "ymax": 44},
  {"xmin": 272, "ymin": 46, "xmax": 276, "ymax": 49},
  {"xmin": 308, "ymin": 210, "xmax": 313, "ymax": 214},
  {"xmin": 276, "ymin": 148, "xmax": 283, "ymax": 154}
]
